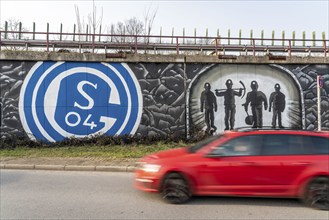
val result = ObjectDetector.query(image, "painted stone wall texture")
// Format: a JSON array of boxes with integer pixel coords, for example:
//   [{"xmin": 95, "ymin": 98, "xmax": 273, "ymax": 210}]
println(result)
[
  {"xmin": 0, "ymin": 61, "xmax": 328, "ymax": 141},
  {"xmin": 288, "ymin": 65, "xmax": 329, "ymax": 130}
]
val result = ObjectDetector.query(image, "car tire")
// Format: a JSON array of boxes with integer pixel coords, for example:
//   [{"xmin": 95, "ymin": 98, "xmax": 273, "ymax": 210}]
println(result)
[
  {"xmin": 303, "ymin": 177, "xmax": 329, "ymax": 210},
  {"xmin": 161, "ymin": 172, "xmax": 191, "ymax": 204}
]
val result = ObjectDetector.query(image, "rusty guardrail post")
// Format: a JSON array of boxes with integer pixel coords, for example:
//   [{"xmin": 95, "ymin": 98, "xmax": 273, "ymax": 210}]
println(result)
[
  {"xmin": 176, "ymin": 37, "xmax": 179, "ymax": 55},
  {"xmin": 215, "ymin": 37, "xmax": 218, "ymax": 55},
  {"xmin": 85, "ymin": 25, "xmax": 88, "ymax": 41},
  {"xmin": 4, "ymin": 21, "xmax": 8, "ymax": 39},
  {"xmin": 324, "ymin": 40, "xmax": 327, "ymax": 58},
  {"xmin": 60, "ymin": 23, "xmax": 63, "ymax": 41},
  {"xmin": 134, "ymin": 35, "xmax": 138, "ymax": 54},
  {"xmin": 46, "ymin": 31, "xmax": 49, "ymax": 52},
  {"xmin": 46, "ymin": 23, "xmax": 49, "ymax": 52},
  {"xmin": 252, "ymin": 39, "xmax": 255, "ymax": 56},
  {"xmin": 73, "ymin": 24, "xmax": 76, "ymax": 41},
  {"xmin": 92, "ymin": 33, "xmax": 95, "ymax": 53},
  {"xmin": 32, "ymin": 22, "xmax": 35, "ymax": 40},
  {"xmin": 18, "ymin": 22, "xmax": 22, "ymax": 40},
  {"xmin": 99, "ymin": 25, "xmax": 102, "ymax": 42}
]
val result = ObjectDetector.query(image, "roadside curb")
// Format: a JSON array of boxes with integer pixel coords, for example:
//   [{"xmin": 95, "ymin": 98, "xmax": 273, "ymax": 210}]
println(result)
[{"xmin": 0, "ymin": 164, "xmax": 136, "ymax": 172}]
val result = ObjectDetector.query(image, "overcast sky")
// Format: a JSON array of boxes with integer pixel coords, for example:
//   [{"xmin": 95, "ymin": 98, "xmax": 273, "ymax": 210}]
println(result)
[{"xmin": 1, "ymin": 0, "xmax": 328, "ymax": 39}]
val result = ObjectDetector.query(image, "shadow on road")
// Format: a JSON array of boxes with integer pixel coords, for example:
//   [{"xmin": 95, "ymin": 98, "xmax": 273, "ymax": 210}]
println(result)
[
  {"xmin": 138, "ymin": 191, "xmax": 304, "ymax": 208},
  {"xmin": 187, "ymin": 196, "xmax": 303, "ymax": 208}
]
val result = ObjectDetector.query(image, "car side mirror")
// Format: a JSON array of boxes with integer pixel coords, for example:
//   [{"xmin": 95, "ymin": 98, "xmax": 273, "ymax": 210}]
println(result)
[
  {"xmin": 205, "ymin": 148, "xmax": 224, "ymax": 158},
  {"xmin": 205, "ymin": 153, "xmax": 222, "ymax": 158}
]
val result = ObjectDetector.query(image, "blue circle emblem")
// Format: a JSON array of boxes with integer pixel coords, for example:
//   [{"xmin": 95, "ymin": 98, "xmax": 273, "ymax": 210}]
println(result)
[{"xmin": 19, "ymin": 62, "xmax": 142, "ymax": 142}]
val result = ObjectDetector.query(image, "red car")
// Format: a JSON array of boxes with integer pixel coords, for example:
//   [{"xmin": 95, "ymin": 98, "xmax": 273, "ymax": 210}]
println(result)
[{"xmin": 134, "ymin": 129, "xmax": 329, "ymax": 210}]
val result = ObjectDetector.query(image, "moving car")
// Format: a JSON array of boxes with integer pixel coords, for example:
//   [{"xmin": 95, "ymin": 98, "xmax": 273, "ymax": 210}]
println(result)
[{"xmin": 134, "ymin": 129, "xmax": 329, "ymax": 210}]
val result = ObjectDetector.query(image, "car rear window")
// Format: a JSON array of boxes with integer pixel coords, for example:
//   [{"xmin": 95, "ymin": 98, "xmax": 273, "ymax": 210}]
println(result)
[
  {"xmin": 303, "ymin": 136, "xmax": 329, "ymax": 154},
  {"xmin": 261, "ymin": 134, "xmax": 329, "ymax": 155}
]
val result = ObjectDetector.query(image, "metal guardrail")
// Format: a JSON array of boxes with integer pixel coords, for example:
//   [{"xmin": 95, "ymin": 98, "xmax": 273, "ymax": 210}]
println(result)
[{"xmin": 1, "ymin": 30, "xmax": 328, "ymax": 57}]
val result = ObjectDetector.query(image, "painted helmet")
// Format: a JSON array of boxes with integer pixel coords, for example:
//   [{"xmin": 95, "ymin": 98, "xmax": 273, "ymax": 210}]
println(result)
[
  {"xmin": 204, "ymin": 82, "xmax": 211, "ymax": 89},
  {"xmin": 226, "ymin": 79, "xmax": 233, "ymax": 86},
  {"xmin": 275, "ymin": 83, "xmax": 281, "ymax": 90},
  {"xmin": 251, "ymin": 80, "xmax": 258, "ymax": 89}
]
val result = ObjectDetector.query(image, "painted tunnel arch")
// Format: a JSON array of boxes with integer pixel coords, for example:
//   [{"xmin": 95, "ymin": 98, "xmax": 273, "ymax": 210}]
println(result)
[{"xmin": 187, "ymin": 64, "xmax": 304, "ymax": 135}]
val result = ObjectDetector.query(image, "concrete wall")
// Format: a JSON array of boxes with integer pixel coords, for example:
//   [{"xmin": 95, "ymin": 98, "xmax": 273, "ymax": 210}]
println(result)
[{"xmin": 1, "ymin": 51, "xmax": 328, "ymax": 141}]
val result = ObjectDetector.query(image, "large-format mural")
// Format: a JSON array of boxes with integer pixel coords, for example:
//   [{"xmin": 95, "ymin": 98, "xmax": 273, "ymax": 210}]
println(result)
[{"xmin": 0, "ymin": 61, "xmax": 328, "ymax": 141}]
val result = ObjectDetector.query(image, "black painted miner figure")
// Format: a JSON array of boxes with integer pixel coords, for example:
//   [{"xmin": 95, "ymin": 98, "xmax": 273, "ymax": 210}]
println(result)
[
  {"xmin": 200, "ymin": 82, "xmax": 217, "ymax": 133},
  {"xmin": 269, "ymin": 83, "xmax": 286, "ymax": 128},
  {"xmin": 215, "ymin": 79, "xmax": 242, "ymax": 130},
  {"xmin": 243, "ymin": 81, "xmax": 268, "ymax": 128}
]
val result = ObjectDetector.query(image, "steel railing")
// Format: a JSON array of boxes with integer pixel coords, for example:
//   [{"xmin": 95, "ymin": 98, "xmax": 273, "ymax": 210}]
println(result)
[{"xmin": 1, "ymin": 30, "xmax": 328, "ymax": 57}]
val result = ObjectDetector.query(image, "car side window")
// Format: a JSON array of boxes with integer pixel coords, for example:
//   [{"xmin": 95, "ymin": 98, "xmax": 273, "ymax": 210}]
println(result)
[
  {"xmin": 304, "ymin": 136, "xmax": 329, "ymax": 154},
  {"xmin": 261, "ymin": 135, "xmax": 289, "ymax": 155},
  {"xmin": 287, "ymin": 135, "xmax": 307, "ymax": 155},
  {"xmin": 211, "ymin": 135, "xmax": 262, "ymax": 156},
  {"xmin": 261, "ymin": 134, "xmax": 329, "ymax": 155}
]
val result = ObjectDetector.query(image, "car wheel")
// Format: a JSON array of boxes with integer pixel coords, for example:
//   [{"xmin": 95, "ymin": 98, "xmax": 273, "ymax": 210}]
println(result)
[
  {"xmin": 161, "ymin": 173, "xmax": 191, "ymax": 204},
  {"xmin": 303, "ymin": 177, "xmax": 329, "ymax": 210}
]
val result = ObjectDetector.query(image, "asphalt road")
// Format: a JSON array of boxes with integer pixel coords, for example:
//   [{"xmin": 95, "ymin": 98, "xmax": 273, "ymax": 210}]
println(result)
[{"xmin": 1, "ymin": 170, "xmax": 328, "ymax": 220}]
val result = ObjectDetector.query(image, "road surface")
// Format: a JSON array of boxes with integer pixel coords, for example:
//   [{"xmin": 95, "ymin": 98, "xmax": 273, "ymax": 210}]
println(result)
[{"xmin": 1, "ymin": 170, "xmax": 328, "ymax": 219}]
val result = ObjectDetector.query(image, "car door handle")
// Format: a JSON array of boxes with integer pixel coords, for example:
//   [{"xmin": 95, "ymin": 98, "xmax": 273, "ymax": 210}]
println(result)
[
  {"xmin": 290, "ymin": 162, "xmax": 312, "ymax": 166},
  {"xmin": 237, "ymin": 162, "xmax": 258, "ymax": 166}
]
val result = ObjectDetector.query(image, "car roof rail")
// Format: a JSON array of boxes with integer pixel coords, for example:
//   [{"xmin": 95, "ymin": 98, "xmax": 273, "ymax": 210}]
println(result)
[
  {"xmin": 232, "ymin": 126, "xmax": 305, "ymax": 132},
  {"xmin": 315, "ymin": 129, "xmax": 329, "ymax": 133}
]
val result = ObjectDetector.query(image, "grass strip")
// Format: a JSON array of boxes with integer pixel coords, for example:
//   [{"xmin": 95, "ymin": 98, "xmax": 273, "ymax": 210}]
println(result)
[{"xmin": 0, "ymin": 142, "xmax": 189, "ymax": 159}]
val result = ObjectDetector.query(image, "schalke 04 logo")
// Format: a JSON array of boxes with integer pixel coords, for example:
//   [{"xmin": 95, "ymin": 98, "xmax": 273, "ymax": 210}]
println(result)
[{"xmin": 19, "ymin": 62, "xmax": 142, "ymax": 142}]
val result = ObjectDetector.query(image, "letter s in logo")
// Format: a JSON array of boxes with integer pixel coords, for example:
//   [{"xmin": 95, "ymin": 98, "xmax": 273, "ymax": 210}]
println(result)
[
  {"xmin": 74, "ymin": 81, "xmax": 97, "ymax": 110},
  {"xmin": 19, "ymin": 62, "xmax": 142, "ymax": 142}
]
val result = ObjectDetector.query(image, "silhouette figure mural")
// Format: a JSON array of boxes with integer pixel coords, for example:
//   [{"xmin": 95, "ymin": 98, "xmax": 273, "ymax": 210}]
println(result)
[
  {"xmin": 199, "ymin": 79, "xmax": 289, "ymax": 133},
  {"xmin": 269, "ymin": 83, "xmax": 286, "ymax": 128},
  {"xmin": 200, "ymin": 82, "xmax": 217, "ymax": 134},
  {"xmin": 215, "ymin": 79, "xmax": 245, "ymax": 130},
  {"xmin": 243, "ymin": 81, "xmax": 268, "ymax": 128}
]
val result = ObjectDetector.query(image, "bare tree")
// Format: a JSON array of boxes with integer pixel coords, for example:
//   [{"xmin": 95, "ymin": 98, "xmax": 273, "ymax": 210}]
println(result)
[
  {"xmin": 126, "ymin": 17, "xmax": 144, "ymax": 36},
  {"xmin": 112, "ymin": 17, "xmax": 144, "ymax": 43},
  {"xmin": 74, "ymin": 0, "xmax": 103, "ymax": 42},
  {"xmin": 143, "ymin": 4, "xmax": 158, "ymax": 43},
  {"xmin": 75, "ymin": 5, "xmax": 85, "ymax": 41},
  {"xmin": 0, "ymin": 18, "xmax": 29, "ymax": 50},
  {"xmin": 110, "ymin": 4, "xmax": 157, "ymax": 46},
  {"xmin": 88, "ymin": 0, "xmax": 103, "ymax": 37}
]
